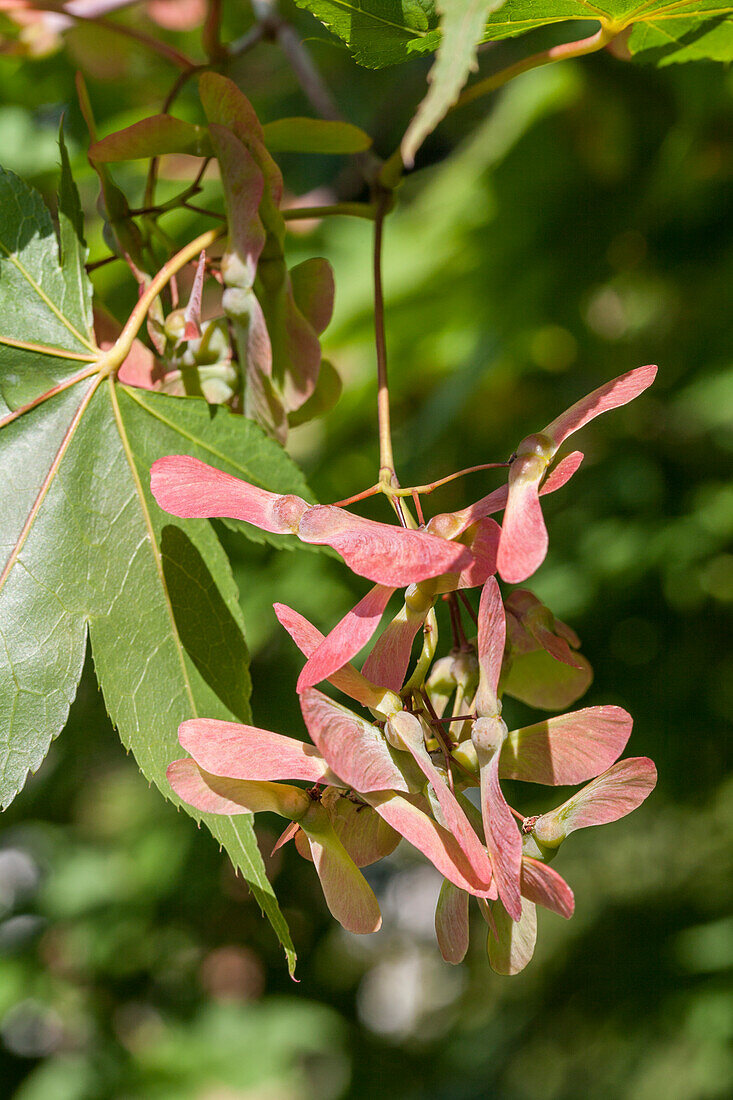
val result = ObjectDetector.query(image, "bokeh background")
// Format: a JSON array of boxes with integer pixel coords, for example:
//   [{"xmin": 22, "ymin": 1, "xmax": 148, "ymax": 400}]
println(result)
[{"xmin": 0, "ymin": 5, "xmax": 731, "ymax": 1097}]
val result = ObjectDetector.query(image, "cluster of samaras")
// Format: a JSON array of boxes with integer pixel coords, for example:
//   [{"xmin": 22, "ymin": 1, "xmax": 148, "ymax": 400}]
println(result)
[{"xmin": 152, "ymin": 365, "xmax": 658, "ymax": 974}]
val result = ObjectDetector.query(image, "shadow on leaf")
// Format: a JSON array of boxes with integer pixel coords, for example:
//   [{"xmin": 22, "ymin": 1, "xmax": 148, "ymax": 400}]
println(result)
[{"xmin": 161, "ymin": 524, "xmax": 250, "ymax": 723}]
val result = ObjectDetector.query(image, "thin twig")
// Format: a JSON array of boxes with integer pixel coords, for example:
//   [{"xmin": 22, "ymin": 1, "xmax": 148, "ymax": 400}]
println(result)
[
  {"xmin": 458, "ymin": 590, "xmax": 478, "ymax": 626},
  {"xmin": 391, "ymin": 461, "xmax": 510, "ymax": 497},
  {"xmin": 449, "ymin": 593, "xmax": 469, "ymax": 650},
  {"xmin": 144, "ymin": 67, "xmax": 205, "ymax": 211},
  {"xmin": 283, "ymin": 203, "xmax": 377, "ymax": 222},
  {"xmin": 44, "ymin": 6, "xmax": 197, "ymax": 69}
]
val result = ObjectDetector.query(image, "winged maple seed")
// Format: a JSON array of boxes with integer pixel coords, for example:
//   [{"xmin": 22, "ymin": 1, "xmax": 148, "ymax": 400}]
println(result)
[{"xmin": 153, "ymin": 364, "xmax": 657, "ymax": 971}]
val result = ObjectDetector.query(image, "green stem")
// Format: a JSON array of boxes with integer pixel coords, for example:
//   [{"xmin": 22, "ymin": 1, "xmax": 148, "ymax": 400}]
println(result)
[
  {"xmin": 455, "ymin": 25, "xmax": 617, "ymax": 110},
  {"xmin": 283, "ymin": 203, "xmax": 377, "ymax": 222}
]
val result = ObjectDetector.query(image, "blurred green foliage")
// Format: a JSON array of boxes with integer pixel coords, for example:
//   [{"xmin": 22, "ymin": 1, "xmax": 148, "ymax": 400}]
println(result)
[{"xmin": 0, "ymin": 5, "xmax": 731, "ymax": 1097}]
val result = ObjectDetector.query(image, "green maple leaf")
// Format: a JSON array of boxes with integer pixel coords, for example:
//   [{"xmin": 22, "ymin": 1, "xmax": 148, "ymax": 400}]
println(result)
[
  {"xmin": 0, "ymin": 146, "xmax": 312, "ymax": 974},
  {"xmin": 296, "ymin": 0, "xmax": 733, "ymax": 68}
]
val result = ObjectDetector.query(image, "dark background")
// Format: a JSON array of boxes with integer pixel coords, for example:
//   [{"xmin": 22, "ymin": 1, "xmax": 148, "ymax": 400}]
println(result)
[{"xmin": 0, "ymin": 5, "xmax": 731, "ymax": 1097}]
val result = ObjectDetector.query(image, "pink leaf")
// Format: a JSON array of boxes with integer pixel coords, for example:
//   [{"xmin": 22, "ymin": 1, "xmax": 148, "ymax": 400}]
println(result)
[
  {"xmin": 505, "ymin": 589, "xmax": 584, "ymax": 669},
  {"xmin": 300, "ymin": 689, "xmax": 413, "ymax": 794},
  {"xmin": 272, "ymin": 821, "xmax": 300, "ymax": 854},
  {"xmin": 485, "ymin": 898, "xmax": 537, "ymax": 976},
  {"xmin": 497, "ymin": 453, "xmax": 550, "ymax": 584},
  {"xmin": 500, "ymin": 705, "xmax": 633, "ymax": 785},
  {"xmin": 321, "ymin": 788, "xmax": 401, "ymax": 867},
  {"xmin": 435, "ymin": 880, "xmax": 469, "ymax": 964},
  {"xmin": 531, "ymin": 623, "xmax": 585, "ymax": 669},
  {"xmin": 297, "ymin": 506, "xmax": 472, "ymax": 586},
  {"xmin": 431, "ymin": 518, "xmax": 500, "ymax": 594},
  {"xmin": 476, "ymin": 577, "xmax": 505, "ymax": 715},
  {"xmin": 521, "ymin": 857, "xmax": 574, "ymax": 918},
  {"xmin": 533, "ymin": 757, "xmax": 657, "ymax": 846},
  {"xmin": 300, "ymin": 803, "xmax": 382, "ymax": 934},
  {"xmin": 166, "ymin": 759, "xmax": 310, "ymax": 819},
  {"xmin": 361, "ymin": 606, "xmax": 426, "ymax": 691},
  {"xmin": 543, "ymin": 364, "xmax": 658, "ymax": 449},
  {"xmin": 296, "ymin": 585, "xmax": 394, "ymax": 692},
  {"xmin": 427, "ymin": 452, "xmax": 583, "ymax": 541},
  {"xmin": 387, "ymin": 712, "xmax": 493, "ymax": 887},
  {"xmin": 365, "ymin": 791, "xmax": 495, "ymax": 897},
  {"xmin": 472, "ymin": 717, "xmax": 523, "ymax": 921},
  {"xmin": 273, "ymin": 603, "xmax": 398, "ymax": 712},
  {"xmin": 150, "ymin": 456, "xmax": 308, "ymax": 532},
  {"xmin": 178, "ymin": 719, "xmax": 333, "ymax": 784},
  {"xmin": 454, "ymin": 518, "xmax": 500, "ymax": 590}
]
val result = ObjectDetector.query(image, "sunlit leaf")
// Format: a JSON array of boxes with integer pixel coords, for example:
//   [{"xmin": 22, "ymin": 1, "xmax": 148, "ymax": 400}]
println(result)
[{"xmin": 0, "ymin": 162, "xmax": 307, "ymax": 971}]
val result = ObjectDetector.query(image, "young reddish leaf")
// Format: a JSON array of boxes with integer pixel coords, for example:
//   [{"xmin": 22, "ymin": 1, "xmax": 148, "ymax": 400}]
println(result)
[
  {"xmin": 472, "ymin": 716, "xmax": 523, "ymax": 921},
  {"xmin": 273, "ymin": 603, "xmax": 401, "ymax": 714},
  {"xmin": 362, "ymin": 603, "xmax": 427, "ymax": 691},
  {"xmin": 475, "ymin": 576, "xmax": 505, "ymax": 716},
  {"xmin": 150, "ymin": 455, "xmax": 309, "ymax": 533},
  {"xmin": 298, "ymin": 506, "xmax": 472, "ymax": 586},
  {"xmin": 484, "ymin": 898, "xmax": 537, "ymax": 976},
  {"xmin": 321, "ymin": 788, "xmax": 401, "ymax": 867},
  {"xmin": 166, "ymin": 759, "xmax": 310, "ymax": 819},
  {"xmin": 272, "ymin": 821, "xmax": 301, "ymax": 855},
  {"xmin": 178, "ymin": 718, "xmax": 334, "ymax": 784},
  {"xmin": 533, "ymin": 757, "xmax": 657, "ymax": 847},
  {"xmin": 529, "ymin": 622, "xmax": 584, "ymax": 669},
  {"xmin": 365, "ymin": 791, "xmax": 495, "ymax": 898},
  {"xmin": 89, "ymin": 115, "xmax": 212, "ymax": 162},
  {"xmin": 435, "ymin": 879, "xmax": 469, "ymax": 964},
  {"xmin": 543, "ymin": 364, "xmax": 658, "ymax": 450},
  {"xmin": 427, "ymin": 451, "xmax": 584, "ymax": 541},
  {"xmin": 199, "ymin": 72, "xmax": 269, "ymax": 161},
  {"xmin": 209, "ymin": 123, "xmax": 266, "ymax": 289},
  {"xmin": 499, "ymin": 705, "xmax": 633, "ymax": 786},
  {"xmin": 300, "ymin": 689, "xmax": 413, "ymax": 794},
  {"xmin": 387, "ymin": 711, "xmax": 493, "ymax": 886},
  {"xmin": 521, "ymin": 857, "xmax": 574, "ymax": 919},
  {"xmin": 297, "ymin": 584, "xmax": 394, "ymax": 692},
  {"xmin": 300, "ymin": 802, "xmax": 382, "ymax": 933},
  {"xmin": 183, "ymin": 251, "xmax": 206, "ymax": 341},
  {"xmin": 505, "ymin": 589, "xmax": 584, "ymax": 669}
]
